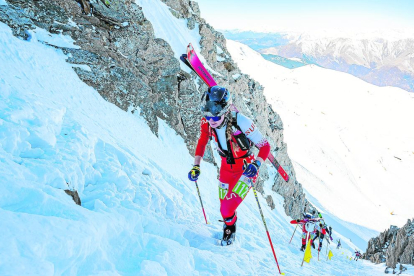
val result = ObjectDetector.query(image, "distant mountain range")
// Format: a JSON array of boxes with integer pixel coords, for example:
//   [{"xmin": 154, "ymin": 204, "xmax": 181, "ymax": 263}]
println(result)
[{"xmin": 222, "ymin": 30, "xmax": 414, "ymax": 92}]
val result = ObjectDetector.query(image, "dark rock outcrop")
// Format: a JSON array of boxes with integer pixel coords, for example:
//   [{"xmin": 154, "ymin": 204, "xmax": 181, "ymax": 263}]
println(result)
[
  {"xmin": 0, "ymin": 0, "xmax": 315, "ymax": 219},
  {"xmin": 64, "ymin": 189, "xmax": 82, "ymax": 206},
  {"xmin": 364, "ymin": 219, "xmax": 414, "ymax": 269}
]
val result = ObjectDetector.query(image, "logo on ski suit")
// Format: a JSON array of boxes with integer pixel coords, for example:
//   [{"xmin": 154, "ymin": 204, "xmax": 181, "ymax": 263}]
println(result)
[{"xmin": 219, "ymin": 182, "xmax": 229, "ymax": 200}]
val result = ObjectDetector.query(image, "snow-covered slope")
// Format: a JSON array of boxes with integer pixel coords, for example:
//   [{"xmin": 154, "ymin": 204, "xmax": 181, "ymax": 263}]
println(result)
[
  {"xmin": 227, "ymin": 40, "xmax": 414, "ymax": 233},
  {"xmin": 0, "ymin": 15, "xmax": 403, "ymax": 276}
]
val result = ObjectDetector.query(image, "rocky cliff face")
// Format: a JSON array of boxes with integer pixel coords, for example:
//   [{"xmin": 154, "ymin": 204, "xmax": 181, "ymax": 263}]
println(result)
[
  {"xmin": 0, "ymin": 0, "xmax": 315, "ymax": 218},
  {"xmin": 364, "ymin": 219, "xmax": 414, "ymax": 271}
]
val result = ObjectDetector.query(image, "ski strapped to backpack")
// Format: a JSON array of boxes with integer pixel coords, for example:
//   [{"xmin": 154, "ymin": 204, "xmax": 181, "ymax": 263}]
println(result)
[
  {"xmin": 180, "ymin": 43, "xmax": 289, "ymax": 182},
  {"xmin": 180, "ymin": 43, "xmax": 217, "ymax": 87}
]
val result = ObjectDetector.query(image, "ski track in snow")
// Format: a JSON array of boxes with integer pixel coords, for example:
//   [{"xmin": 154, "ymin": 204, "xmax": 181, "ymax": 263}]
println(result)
[{"xmin": 0, "ymin": 5, "xmax": 413, "ymax": 276}]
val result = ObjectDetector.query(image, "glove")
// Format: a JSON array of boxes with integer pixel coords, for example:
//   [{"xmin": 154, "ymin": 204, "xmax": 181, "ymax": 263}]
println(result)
[
  {"xmin": 243, "ymin": 160, "xmax": 261, "ymax": 177},
  {"xmin": 188, "ymin": 165, "xmax": 200, "ymax": 181}
]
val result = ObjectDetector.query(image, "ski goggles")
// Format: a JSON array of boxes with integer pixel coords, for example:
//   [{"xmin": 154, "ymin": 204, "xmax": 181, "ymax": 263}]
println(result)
[
  {"xmin": 201, "ymin": 101, "xmax": 230, "ymax": 118},
  {"xmin": 205, "ymin": 116, "xmax": 222, "ymax": 121}
]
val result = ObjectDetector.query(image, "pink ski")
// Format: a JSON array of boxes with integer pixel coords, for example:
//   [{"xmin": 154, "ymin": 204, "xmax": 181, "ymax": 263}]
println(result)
[{"xmin": 186, "ymin": 43, "xmax": 217, "ymax": 87}]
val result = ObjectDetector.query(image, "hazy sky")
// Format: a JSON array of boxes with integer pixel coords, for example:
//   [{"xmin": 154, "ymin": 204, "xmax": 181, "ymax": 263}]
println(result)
[{"xmin": 195, "ymin": 0, "xmax": 414, "ymax": 33}]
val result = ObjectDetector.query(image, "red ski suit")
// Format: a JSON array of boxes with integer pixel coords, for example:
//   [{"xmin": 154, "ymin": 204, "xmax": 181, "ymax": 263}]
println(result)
[{"xmin": 195, "ymin": 115, "xmax": 270, "ymax": 226}]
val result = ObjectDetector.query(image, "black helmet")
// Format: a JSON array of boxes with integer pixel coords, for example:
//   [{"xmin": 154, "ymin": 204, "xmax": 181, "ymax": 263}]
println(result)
[{"xmin": 201, "ymin": 86, "xmax": 231, "ymax": 117}]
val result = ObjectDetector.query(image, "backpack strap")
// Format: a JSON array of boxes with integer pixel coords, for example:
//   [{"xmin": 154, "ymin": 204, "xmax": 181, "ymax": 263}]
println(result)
[
  {"xmin": 210, "ymin": 126, "xmax": 229, "ymax": 158},
  {"xmin": 230, "ymin": 111, "xmax": 253, "ymax": 150},
  {"xmin": 209, "ymin": 111, "xmax": 252, "ymax": 164},
  {"xmin": 230, "ymin": 111, "xmax": 239, "ymax": 129}
]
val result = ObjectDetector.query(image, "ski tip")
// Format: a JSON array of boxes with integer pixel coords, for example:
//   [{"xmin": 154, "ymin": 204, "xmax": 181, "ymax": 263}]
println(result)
[
  {"xmin": 179, "ymin": 55, "xmax": 188, "ymax": 63},
  {"xmin": 281, "ymin": 273, "xmax": 286, "ymax": 275}
]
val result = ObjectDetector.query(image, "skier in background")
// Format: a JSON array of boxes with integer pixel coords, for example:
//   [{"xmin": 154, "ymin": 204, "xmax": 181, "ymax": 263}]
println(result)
[
  {"xmin": 354, "ymin": 250, "xmax": 362, "ymax": 261},
  {"xmin": 313, "ymin": 222, "xmax": 327, "ymax": 252},
  {"xmin": 337, "ymin": 239, "xmax": 342, "ymax": 249},
  {"xmin": 326, "ymin": 225, "xmax": 334, "ymax": 241},
  {"xmin": 188, "ymin": 86, "xmax": 271, "ymax": 246},
  {"xmin": 313, "ymin": 221, "xmax": 334, "ymax": 249}
]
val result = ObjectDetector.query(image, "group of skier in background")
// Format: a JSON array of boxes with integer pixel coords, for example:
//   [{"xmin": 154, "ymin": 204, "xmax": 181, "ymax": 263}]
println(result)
[
  {"xmin": 292, "ymin": 210, "xmax": 334, "ymax": 253},
  {"xmin": 291, "ymin": 211, "xmax": 364, "ymax": 261}
]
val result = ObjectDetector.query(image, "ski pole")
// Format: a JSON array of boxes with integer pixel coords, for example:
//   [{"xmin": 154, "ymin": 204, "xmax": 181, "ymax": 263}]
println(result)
[
  {"xmin": 289, "ymin": 224, "xmax": 298, "ymax": 244},
  {"xmin": 195, "ymin": 181, "xmax": 208, "ymax": 224},
  {"xmin": 246, "ymin": 176, "xmax": 283, "ymax": 275},
  {"xmin": 318, "ymin": 231, "xmax": 321, "ymax": 261}
]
